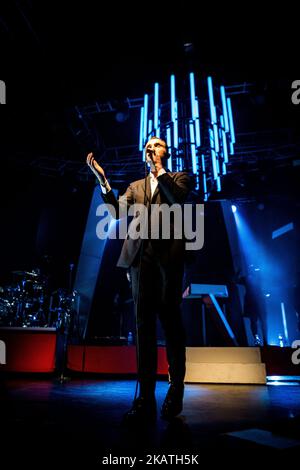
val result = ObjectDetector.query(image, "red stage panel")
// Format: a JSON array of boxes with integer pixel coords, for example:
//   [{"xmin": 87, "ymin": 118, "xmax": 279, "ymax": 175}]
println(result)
[
  {"xmin": 67, "ymin": 345, "xmax": 169, "ymax": 375},
  {"xmin": 0, "ymin": 327, "xmax": 57, "ymax": 373}
]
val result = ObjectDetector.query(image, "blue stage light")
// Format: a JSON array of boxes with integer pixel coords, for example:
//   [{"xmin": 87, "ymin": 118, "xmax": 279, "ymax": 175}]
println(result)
[
  {"xmin": 220, "ymin": 116, "xmax": 229, "ymax": 164},
  {"xmin": 166, "ymin": 126, "xmax": 172, "ymax": 172},
  {"xmin": 281, "ymin": 302, "xmax": 289, "ymax": 346},
  {"xmin": 143, "ymin": 94, "xmax": 148, "ymax": 146},
  {"xmin": 231, "ymin": 205, "xmax": 237, "ymax": 213},
  {"xmin": 140, "ymin": 73, "xmax": 237, "ymax": 194},
  {"xmin": 139, "ymin": 106, "xmax": 144, "ymax": 152},
  {"xmin": 220, "ymin": 86, "xmax": 229, "ymax": 133},
  {"xmin": 189, "ymin": 121, "xmax": 198, "ymax": 188},
  {"xmin": 194, "ymin": 103, "xmax": 201, "ymax": 148},
  {"xmin": 226, "ymin": 97, "xmax": 236, "ymax": 144},
  {"xmin": 173, "ymin": 103, "xmax": 179, "ymax": 150},
  {"xmin": 207, "ymin": 76, "xmax": 217, "ymax": 124},
  {"xmin": 231, "ymin": 205, "xmax": 291, "ymax": 347},
  {"xmin": 201, "ymin": 154, "xmax": 208, "ymax": 201},
  {"xmin": 272, "ymin": 222, "xmax": 294, "ymax": 240},
  {"xmin": 189, "ymin": 72, "xmax": 197, "ymax": 119},
  {"xmin": 189, "ymin": 72, "xmax": 201, "ymax": 147},
  {"xmin": 154, "ymin": 82, "xmax": 160, "ymax": 136},
  {"xmin": 213, "ymin": 123, "xmax": 220, "ymax": 153},
  {"xmin": 170, "ymin": 74, "xmax": 176, "ymax": 122},
  {"xmin": 170, "ymin": 75, "xmax": 179, "ymax": 151}
]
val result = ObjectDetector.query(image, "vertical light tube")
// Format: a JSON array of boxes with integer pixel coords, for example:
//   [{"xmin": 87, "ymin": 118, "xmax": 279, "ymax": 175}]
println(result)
[
  {"xmin": 226, "ymin": 98, "xmax": 235, "ymax": 155},
  {"xmin": 220, "ymin": 116, "xmax": 229, "ymax": 164},
  {"xmin": 189, "ymin": 72, "xmax": 196, "ymax": 119},
  {"xmin": 171, "ymin": 74, "xmax": 176, "ymax": 122},
  {"xmin": 281, "ymin": 302, "xmax": 289, "ymax": 346},
  {"xmin": 226, "ymin": 97, "xmax": 236, "ymax": 144},
  {"xmin": 189, "ymin": 121, "xmax": 198, "ymax": 185},
  {"xmin": 213, "ymin": 123, "xmax": 220, "ymax": 153},
  {"xmin": 189, "ymin": 72, "xmax": 201, "ymax": 147},
  {"xmin": 154, "ymin": 82, "xmax": 159, "ymax": 136},
  {"xmin": 170, "ymin": 74, "xmax": 179, "ymax": 150},
  {"xmin": 222, "ymin": 133, "xmax": 229, "ymax": 165},
  {"xmin": 194, "ymin": 99, "xmax": 201, "ymax": 148},
  {"xmin": 166, "ymin": 126, "xmax": 172, "ymax": 171},
  {"xmin": 148, "ymin": 119, "xmax": 153, "ymax": 136},
  {"xmin": 220, "ymin": 86, "xmax": 229, "ymax": 132},
  {"xmin": 174, "ymin": 102, "xmax": 179, "ymax": 149},
  {"xmin": 209, "ymin": 128, "xmax": 221, "ymax": 191},
  {"xmin": 143, "ymin": 93, "xmax": 149, "ymax": 145},
  {"xmin": 220, "ymin": 116, "xmax": 228, "ymax": 160},
  {"xmin": 220, "ymin": 124, "xmax": 227, "ymax": 175},
  {"xmin": 139, "ymin": 106, "xmax": 144, "ymax": 152},
  {"xmin": 209, "ymin": 129, "xmax": 217, "ymax": 180},
  {"xmin": 201, "ymin": 154, "xmax": 208, "ymax": 200},
  {"xmin": 207, "ymin": 76, "xmax": 217, "ymax": 124}
]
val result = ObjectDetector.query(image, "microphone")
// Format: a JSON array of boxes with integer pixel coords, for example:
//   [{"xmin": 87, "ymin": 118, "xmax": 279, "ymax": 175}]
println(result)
[
  {"xmin": 146, "ymin": 148, "xmax": 155, "ymax": 160},
  {"xmin": 146, "ymin": 150, "xmax": 156, "ymax": 171}
]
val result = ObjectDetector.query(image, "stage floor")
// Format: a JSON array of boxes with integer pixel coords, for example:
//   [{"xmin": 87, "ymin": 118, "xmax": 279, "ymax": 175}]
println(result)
[{"xmin": 1, "ymin": 378, "xmax": 300, "ymax": 465}]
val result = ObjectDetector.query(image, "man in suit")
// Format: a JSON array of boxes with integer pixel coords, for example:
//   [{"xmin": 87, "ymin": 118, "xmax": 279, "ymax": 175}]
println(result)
[{"xmin": 87, "ymin": 137, "xmax": 192, "ymax": 424}]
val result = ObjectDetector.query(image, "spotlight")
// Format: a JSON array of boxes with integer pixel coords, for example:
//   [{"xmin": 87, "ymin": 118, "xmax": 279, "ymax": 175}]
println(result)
[
  {"xmin": 114, "ymin": 101, "xmax": 129, "ymax": 123},
  {"xmin": 183, "ymin": 42, "xmax": 194, "ymax": 53},
  {"xmin": 115, "ymin": 110, "xmax": 129, "ymax": 123},
  {"xmin": 231, "ymin": 205, "xmax": 237, "ymax": 213}
]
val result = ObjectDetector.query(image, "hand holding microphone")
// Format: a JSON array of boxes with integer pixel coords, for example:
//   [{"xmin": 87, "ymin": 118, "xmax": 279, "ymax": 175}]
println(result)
[{"xmin": 146, "ymin": 148, "xmax": 157, "ymax": 173}]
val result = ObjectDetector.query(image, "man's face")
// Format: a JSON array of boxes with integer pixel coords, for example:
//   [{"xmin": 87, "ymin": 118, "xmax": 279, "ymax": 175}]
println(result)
[{"xmin": 145, "ymin": 138, "xmax": 168, "ymax": 163}]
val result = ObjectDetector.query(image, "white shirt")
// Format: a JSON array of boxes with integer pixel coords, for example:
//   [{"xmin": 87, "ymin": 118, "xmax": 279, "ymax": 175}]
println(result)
[{"xmin": 149, "ymin": 168, "xmax": 166, "ymax": 197}]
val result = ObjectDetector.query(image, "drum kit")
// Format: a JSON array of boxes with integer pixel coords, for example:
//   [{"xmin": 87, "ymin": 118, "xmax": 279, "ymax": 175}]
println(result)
[{"xmin": 0, "ymin": 268, "xmax": 79, "ymax": 331}]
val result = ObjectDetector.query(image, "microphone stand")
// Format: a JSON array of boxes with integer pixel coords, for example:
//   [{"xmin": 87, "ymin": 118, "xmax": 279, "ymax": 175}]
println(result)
[
  {"xmin": 56, "ymin": 263, "xmax": 76, "ymax": 384},
  {"xmin": 133, "ymin": 154, "xmax": 151, "ymax": 401}
]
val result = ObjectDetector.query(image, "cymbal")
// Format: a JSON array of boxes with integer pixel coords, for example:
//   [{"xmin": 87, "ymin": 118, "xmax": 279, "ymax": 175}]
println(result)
[{"xmin": 12, "ymin": 270, "xmax": 39, "ymax": 278}]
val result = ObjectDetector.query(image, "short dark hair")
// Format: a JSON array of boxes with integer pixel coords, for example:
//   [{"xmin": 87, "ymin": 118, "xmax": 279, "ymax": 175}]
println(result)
[{"xmin": 148, "ymin": 136, "xmax": 167, "ymax": 145}]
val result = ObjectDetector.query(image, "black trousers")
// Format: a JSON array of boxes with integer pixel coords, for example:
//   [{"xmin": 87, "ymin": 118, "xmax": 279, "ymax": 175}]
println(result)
[{"xmin": 130, "ymin": 239, "xmax": 186, "ymax": 396}]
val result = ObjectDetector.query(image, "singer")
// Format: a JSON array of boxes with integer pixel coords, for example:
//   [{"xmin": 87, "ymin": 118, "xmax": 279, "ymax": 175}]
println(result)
[{"xmin": 86, "ymin": 136, "xmax": 192, "ymax": 425}]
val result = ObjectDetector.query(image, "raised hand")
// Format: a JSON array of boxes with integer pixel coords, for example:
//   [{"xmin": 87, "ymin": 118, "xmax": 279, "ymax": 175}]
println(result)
[{"xmin": 86, "ymin": 152, "xmax": 106, "ymax": 185}]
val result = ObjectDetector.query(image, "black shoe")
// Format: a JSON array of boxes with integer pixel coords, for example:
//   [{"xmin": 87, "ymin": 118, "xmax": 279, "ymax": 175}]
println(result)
[
  {"xmin": 161, "ymin": 383, "xmax": 184, "ymax": 420},
  {"xmin": 122, "ymin": 396, "xmax": 157, "ymax": 426}
]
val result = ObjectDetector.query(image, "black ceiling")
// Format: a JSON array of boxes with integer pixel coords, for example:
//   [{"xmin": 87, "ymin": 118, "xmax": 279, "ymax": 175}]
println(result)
[{"xmin": 1, "ymin": 1, "xmax": 299, "ymax": 197}]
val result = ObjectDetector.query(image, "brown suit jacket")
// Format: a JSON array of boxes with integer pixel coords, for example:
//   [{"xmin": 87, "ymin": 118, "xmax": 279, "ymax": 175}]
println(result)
[{"xmin": 101, "ymin": 171, "xmax": 192, "ymax": 268}]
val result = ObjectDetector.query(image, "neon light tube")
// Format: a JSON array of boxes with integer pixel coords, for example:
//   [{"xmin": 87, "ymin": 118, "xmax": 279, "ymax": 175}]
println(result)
[
  {"xmin": 139, "ymin": 106, "xmax": 144, "ymax": 151},
  {"xmin": 166, "ymin": 126, "xmax": 172, "ymax": 171},
  {"xmin": 207, "ymin": 76, "xmax": 217, "ymax": 124},
  {"xmin": 189, "ymin": 121, "xmax": 198, "ymax": 176},
  {"xmin": 143, "ymin": 93, "xmax": 148, "ymax": 145},
  {"xmin": 220, "ymin": 86, "xmax": 229, "ymax": 132},
  {"xmin": 226, "ymin": 97, "xmax": 236, "ymax": 144},
  {"xmin": 154, "ymin": 82, "xmax": 159, "ymax": 133}
]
